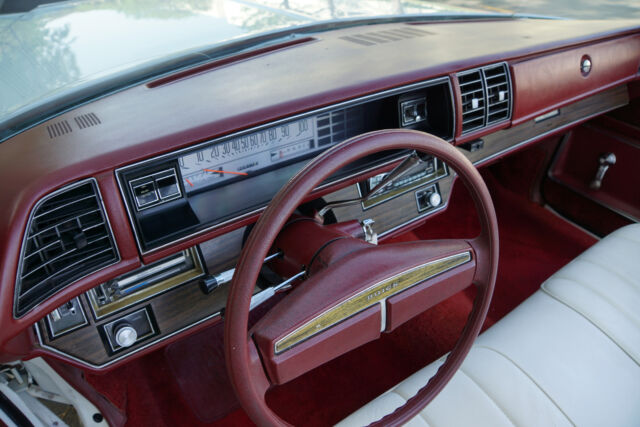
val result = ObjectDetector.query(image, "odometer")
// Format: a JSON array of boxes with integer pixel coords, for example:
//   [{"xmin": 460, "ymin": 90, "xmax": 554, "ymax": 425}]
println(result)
[{"xmin": 179, "ymin": 117, "xmax": 319, "ymax": 193}]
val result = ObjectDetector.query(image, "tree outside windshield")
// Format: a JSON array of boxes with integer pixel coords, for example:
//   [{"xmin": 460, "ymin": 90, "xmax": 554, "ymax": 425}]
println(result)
[
  {"xmin": 2, "ymin": 0, "xmax": 639, "ymax": 19},
  {"xmin": 440, "ymin": 0, "xmax": 640, "ymax": 19}
]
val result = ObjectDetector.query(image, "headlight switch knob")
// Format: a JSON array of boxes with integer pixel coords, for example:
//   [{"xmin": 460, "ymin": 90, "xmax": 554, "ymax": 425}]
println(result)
[{"xmin": 114, "ymin": 324, "xmax": 138, "ymax": 348}]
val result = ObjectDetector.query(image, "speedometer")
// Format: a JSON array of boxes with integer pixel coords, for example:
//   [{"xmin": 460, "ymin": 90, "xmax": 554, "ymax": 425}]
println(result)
[{"xmin": 178, "ymin": 117, "xmax": 318, "ymax": 193}]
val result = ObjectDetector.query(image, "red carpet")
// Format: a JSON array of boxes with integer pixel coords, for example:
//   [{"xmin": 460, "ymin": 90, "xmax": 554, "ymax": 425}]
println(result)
[{"xmin": 82, "ymin": 157, "xmax": 597, "ymax": 427}]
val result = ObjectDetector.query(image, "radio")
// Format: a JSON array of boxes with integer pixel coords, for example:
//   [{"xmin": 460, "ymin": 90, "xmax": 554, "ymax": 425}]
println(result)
[
  {"xmin": 86, "ymin": 247, "xmax": 204, "ymax": 319},
  {"xmin": 358, "ymin": 156, "xmax": 448, "ymax": 209}
]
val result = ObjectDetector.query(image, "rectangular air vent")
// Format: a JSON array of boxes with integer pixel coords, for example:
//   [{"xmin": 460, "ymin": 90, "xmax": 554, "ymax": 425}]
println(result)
[
  {"xmin": 46, "ymin": 120, "xmax": 73, "ymax": 139},
  {"xmin": 340, "ymin": 27, "xmax": 430, "ymax": 47},
  {"xmin": 459, "ymin": 69, "xmax": 486, "ymax": 133},
  {"xmin": 483, "ymin": 64, "xmax": 511, "ymax": 124},
  {"xmin": 15, "ymin": 179, "xmax": 119, "ymax": 317},
  {"xmin": 458, "ymin": 63, "xmax": 511, "ymax": 134},
  {"xmin": 74, "ymin": 112, "xmax": 101, "ymax": 129}
]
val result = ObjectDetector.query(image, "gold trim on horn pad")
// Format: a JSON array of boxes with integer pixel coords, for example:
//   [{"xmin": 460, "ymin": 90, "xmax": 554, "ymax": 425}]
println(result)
[{"xmin": 274, "ymin": 251, "xmax": 472, "ymax": 354}]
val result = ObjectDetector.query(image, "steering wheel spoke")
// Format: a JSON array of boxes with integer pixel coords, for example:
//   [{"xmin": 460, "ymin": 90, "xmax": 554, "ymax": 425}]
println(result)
[
  {"xmin": 250, "ymin": 238, "xmax": 477, "ymax": 385},
  {"xmin": 225, "ymin": 130, "xmax": 498, "ymax": 426},
  {"xmin": 384, "ymin": 239, "xmax": 477, "ymax": 332}
]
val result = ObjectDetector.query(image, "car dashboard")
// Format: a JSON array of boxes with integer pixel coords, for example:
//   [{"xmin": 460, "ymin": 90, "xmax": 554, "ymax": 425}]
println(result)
[{"xmin": 0, "ymin": 17, "xmax": 638, "ymax": 371}]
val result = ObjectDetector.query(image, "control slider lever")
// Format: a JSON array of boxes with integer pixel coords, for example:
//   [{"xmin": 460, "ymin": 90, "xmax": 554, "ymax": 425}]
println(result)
[
  {"xmin": 200, "ymin": 252, "xmax": 282, "ymax": 294},
  {"xmin": 250, "ymin": 270, "xmax": 306, "ymax": 310},
  {"xmin": 318, "ymin": 151, "xmax": 427, "ymax": 218},
  {"xmin": 590, "ymin": 152, "xmax": 616, "ymax": 190}
]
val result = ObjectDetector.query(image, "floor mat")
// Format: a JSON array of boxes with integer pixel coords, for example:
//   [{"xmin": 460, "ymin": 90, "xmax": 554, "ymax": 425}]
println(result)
[{"xmin": 84, "ymin": 166, "xmax": 597, "ymax": 427}]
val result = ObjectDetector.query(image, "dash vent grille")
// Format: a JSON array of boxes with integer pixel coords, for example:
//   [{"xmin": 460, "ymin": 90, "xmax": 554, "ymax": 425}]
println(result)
[
  {"xmin": 484, "ymin": 64, "xmax": 511, "ymax": 124},
  {"xmin": 46, "ymin": 120, "xmax": 73, "ymax": 139},
  {"xmin": 459, "ymin": 69, "xmax": 486, "ymax": 133},
  {"xmin": 74, "ymin": 112, "xmax": 101, "ymax": 129},
  {"xmin": 15, "ymin": 179, "xmax": 119, "ymax": 317},
  {"xmin": 458, "ymin": 62, "xmax": 511, "ymax": 134},
  {"xmin": 340, "ymin": 27, "xmax": 430, "ymax": 46},
  {"xmin": 316, "ymin": 105, "xmax": 365, "ymax": 147}
]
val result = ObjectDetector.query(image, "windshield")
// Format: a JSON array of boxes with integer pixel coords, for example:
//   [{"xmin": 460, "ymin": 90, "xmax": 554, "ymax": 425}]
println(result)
[{"xmin": 0, "ymin": 0, "xmax": 638, "ymax": 142}]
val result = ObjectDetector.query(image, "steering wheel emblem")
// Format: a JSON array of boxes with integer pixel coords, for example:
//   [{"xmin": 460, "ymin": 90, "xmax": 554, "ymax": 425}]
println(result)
[
  {"xmin": 274, "ymin": 251, "xmax": 472, "ymax": 354},
  {"xmin": 367, "ymin": 281, "xmax": 399, "ymax": 302},
  {"xmin": 225, "ymin": 130, "xmax": 498, "ymax": 426}
]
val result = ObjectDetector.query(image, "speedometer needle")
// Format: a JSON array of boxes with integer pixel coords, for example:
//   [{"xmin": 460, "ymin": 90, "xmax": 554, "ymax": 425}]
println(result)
[{"xmin": 203, "ymin": 169, "xmax": 249, "ymax": 176}]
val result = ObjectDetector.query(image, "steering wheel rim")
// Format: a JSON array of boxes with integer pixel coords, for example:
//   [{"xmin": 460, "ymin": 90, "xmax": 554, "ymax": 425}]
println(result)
[{"xmin": 225, "ymin": 129, "xmax": 499, "ymax": 426}]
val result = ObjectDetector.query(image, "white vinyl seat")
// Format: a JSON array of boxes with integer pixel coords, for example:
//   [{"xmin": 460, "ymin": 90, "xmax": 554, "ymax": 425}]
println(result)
[
  {"xmin": 541, "ymin": 224, "xmax": 640, "ymax": 364},
  {"xmin": 338, "ymin": 224, "xmax": 640, "ymax": 427}
]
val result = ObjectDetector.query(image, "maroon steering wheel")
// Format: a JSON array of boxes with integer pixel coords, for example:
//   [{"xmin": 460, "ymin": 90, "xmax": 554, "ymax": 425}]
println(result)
[{"xmin": 225, "ymin": 130, "xmax": 499, "ymax": 426}]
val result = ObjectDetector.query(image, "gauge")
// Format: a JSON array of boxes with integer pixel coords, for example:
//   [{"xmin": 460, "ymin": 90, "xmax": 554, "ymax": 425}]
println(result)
[{"xmin": 178, "ymin": 117, "xmax": 317, "ymax": 193}]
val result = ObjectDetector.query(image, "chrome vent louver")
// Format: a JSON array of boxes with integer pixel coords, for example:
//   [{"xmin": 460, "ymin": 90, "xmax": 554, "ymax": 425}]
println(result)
[
  {"xmin": 484, "ymin": 64, "xmax": 511, "ymax": 123},
  {"xmin": 15, "ymin": 179, "xmax": 118, "ymax": 317},
  {"xmin": 459, "ymin": 69, "xmax": 486, "ymax": 133},
  {"xmin": 458, "ymin": 63, "xmax": 511, "ymax": 134}
]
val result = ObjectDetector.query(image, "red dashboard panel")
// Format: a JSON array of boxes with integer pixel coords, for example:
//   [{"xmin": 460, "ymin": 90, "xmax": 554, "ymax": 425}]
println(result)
[
  {"xmin": 511, "ymin": 35, "xmax": 640, "ymax": 125},
  {"xmin": 0, "ymin": 18, "xmax": 638, "ymax": 366}
]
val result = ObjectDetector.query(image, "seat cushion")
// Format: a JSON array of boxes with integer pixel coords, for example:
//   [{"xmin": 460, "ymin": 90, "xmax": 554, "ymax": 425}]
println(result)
[
  {"xmin": 541, "ymin": 223, "xmax": 640, "ymax": 364},
  {"xmin": 338, "ymin": 224, "xmax": 640, "ymax": 427},
  {"xmin": 338, "ymin": 343, "xmax": 573, "ymax": 427}
]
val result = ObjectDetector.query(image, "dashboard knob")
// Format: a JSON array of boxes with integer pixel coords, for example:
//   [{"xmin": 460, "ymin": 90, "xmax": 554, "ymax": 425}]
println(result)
[
  {"xmin": 429, "ymin": 192, "xmax": 442, "ymax": 207},
  {"xmin": 114, "ymin": 324, "xmax": 138, "ymax": 348},
  {"xmin": 580, "ymin": 56, "xmax": 592, "ymax": 75}
]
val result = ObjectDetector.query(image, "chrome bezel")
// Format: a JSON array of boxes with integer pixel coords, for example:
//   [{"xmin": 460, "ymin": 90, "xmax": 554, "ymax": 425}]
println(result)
[
  {"xmin": 116, "ymin": 76, "xmax": 456, "ymax": 255},
  {"xmin": 458, "ymin": 61, "xmax": 512, "ymax": 135},
  {"xmin": 415, "ymin": 184, "xmax": 440, "ymax": 213},
  {"xmin": 128, "ymin": 168, "xmax": 182, "ymax": 212},
  {"xmin": 85, "ymin": 247, "xmax": 205, "ymax": 320},
  {"xmin": 14, "ymin": 178, "xmax": 121, "ymax": 319},
  {"xmin": 102, "ymin": 307, "xmax": 156, "ymax": 353},
  {"xmin": 356, "ymin": 158, "xmax": 449, "ymax": 210},
  {"xmin": 45, "ymin": 297, "xmax": 89, "ymax": 339}
]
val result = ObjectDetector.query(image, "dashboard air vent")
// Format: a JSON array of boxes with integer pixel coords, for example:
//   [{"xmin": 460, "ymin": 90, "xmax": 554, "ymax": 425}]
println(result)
[
  {"xmin": 74, "ymin": 112, "xmax": 101, "ymax": 129},
  {"xmin": 46, "ymin": 120, "xmax": 73, "ymax": 139},
  {"xmin": 483, "ymin": 64, "xmax": 511, "ymax": 124},
  {"xmin": 459, "ymin": 69, "xmax": 486, "ymax": 133},
  {"xmin": 340, "ymin": 27, "xmax": 429, "ymax": 47},
  {"xmin": 15, "ymin": 179, "xmax": 119, "ymax": 317},
  {"xmin": 458, "ymin": 62, "xmax": 511, "ymax": 134}
]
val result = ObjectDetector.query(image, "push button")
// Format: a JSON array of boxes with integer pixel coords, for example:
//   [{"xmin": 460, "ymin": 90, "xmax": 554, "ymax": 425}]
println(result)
[
  {"xmin": 132, "ymin": 181, "xmax": 158, "ymax": 208},
  {"xmin": 156, "ymin": 174, "xmax": 180, "ymax": 200}
]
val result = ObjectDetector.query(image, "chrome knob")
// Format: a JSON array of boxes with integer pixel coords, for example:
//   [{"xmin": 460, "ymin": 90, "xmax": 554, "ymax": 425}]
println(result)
[
  {"xmin": 581, "ymin": 57, "xmax": 592, "ymax": 75},
  {"xmin": 429, "ymin": 192, "xmax": 442, "ymax": 207},
  {"xmin": 114, "ymin": 325, "xmax": 138, "ymax": 348},
  {"xmin": 590, "ymin": 153, "xmax": 616, "ymax": 190}
]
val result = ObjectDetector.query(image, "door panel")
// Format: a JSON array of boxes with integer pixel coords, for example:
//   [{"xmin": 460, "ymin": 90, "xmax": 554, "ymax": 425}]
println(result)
[{"xmin": 544, "ymin": 109, "xmax": 640, "ymax": 235}]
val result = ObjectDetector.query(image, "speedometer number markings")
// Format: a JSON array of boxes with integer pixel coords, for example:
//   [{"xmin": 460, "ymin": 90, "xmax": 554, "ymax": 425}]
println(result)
[{"xmin": 178, "ymin": 118, "xmax": 318, "ymax": 193}]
